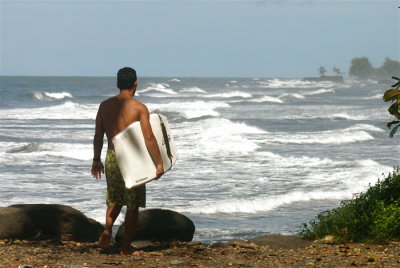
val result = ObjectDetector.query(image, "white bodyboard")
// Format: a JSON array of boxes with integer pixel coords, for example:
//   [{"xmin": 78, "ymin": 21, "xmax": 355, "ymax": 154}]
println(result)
[{"xmin": 112, "ymin": 114, "xmax": 177, "ymax": 189}]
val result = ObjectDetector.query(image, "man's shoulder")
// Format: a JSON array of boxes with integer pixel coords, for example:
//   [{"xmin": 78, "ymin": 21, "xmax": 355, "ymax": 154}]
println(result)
[
  {"xmin": 128, "ymin": 98, "xmax": 147, "ymax": 109},
  {"xmin": 99, "ymin": 97, "xmax": 147, "ymax": 111},
  {"xmin": 98, "ymin": 97, "xmax": 113, "ymax": 110},
  {"xmin": 100, "ymin": 96, "xmax": 114, "ymax": 104}
]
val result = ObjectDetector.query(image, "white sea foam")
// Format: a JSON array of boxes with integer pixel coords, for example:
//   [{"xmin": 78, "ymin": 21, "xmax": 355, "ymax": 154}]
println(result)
[
  {"xmin": 169, "ymin": 78, "xmax": 181, "ymax": 82},
  {"xmin": 4, "ymin": 142, "xmax": 93, "ymax": 160},
  {"xmin": 179, "ymin": 190, "xmax": 351, "ymax": 214},
  {"xmin": 176, "ymin": 157, "xmax": 390, "ymax": 215},
  {"xmin": 141, "ymin": 83, "xmax": 178, "ymax": 95},
  {"xmin": 148, "ymin": 101, "xmax": 230, "ymax": 119},
  {"xmin": 248, "ymin": 95, "xmax": 284, "ymax": 103},
  {"xmin": 47, "ymin": 143, "xmax": 93, "ymax": 160},
  {"xmin": 273, "ymin": 88, "xmax": 335, "ymax": 101},
  {"xmin": 0, "ymin": 123, "xmax": 92, "ymax": 129},
  {"xmin": 0, "ymin": 142, "xmax": 26, "ymax": 153},
  {"xmin": 254, "ymin": 152, "xmax": 390, "ymax": 184},
  {"xmin": 269, "ymin": 131, "xmax": 373, "ymax": 144},
  {"xmin": 1, "ymin": 125, "xmax": 92, "ymax": 142},
  {"xmin": 0, "ymin": 101, "xmax": 97, "ymax": 120},
  {"xmin": 176, "ymin": 118, "xmax": 266, "ymax": 156},
  {"xmin": 200, "ymin": 118, "xmax": 266, "ymax": 135},
  {"xmin": 204, "ymin": 91, "xmax": 252, "ymax": 98},
  {"xmin": 285, "ymin": 112, "xmax": 368, "ymax": 121},
  {"xmin": 327, "ymin": 113, "xmax": 368, "ymax": 120},
  {"xmin": 263, "ymin": 125, "xmax": 378, "ymax": 144},
  {"xmin": 304, "ymin": 88, "xmax": 335, "ymax": 95},
  {"xmin": 256, "ymin": 151, "xmax": 339, "ymax": 168},
  {"xmin": 364, "ymin": 94, "xmax": 383, "ymax": 100},
  {"xmin": 279, "ymin": 93, "xmax": 306, "ymax": 99},
  {"xmin": 258, "ymin": 79, "xmax": 336, "ymax": 89},
  {"xmin": 346, "ymin": 124, "xmax": 384, "ymax": 132},
  {"xmin": 180, "ymin": 86, "xmax": 206, "ymax": 93},
  {"xmin": 198, "ymin": 133, "xmax": 259, "ymax": 155},
  {"xmin": 32, "ymin": 91, "xmax": 73, "ymax": 100}
]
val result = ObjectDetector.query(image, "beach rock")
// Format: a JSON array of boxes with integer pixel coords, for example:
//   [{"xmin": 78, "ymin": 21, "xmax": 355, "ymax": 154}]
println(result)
[
  {"xmin": 116, "ymin": 209, "xmax": 195, "ymax": 242},
  {"xmin": 10, "ymin": 204, "xmax": 103, "ymax": 242},
  {"xmin": 248, "ymin": 235, "xmax": 312, "ymax": 249},
  {"xmin": 0, "ymin": 207, "xmax": 38, "ymax": 239}
]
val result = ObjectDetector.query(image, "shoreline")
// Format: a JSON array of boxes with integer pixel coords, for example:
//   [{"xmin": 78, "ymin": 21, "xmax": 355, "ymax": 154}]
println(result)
[{"xmin": 1, "ymin": 235, "xmax": 399, "ymax": 267}]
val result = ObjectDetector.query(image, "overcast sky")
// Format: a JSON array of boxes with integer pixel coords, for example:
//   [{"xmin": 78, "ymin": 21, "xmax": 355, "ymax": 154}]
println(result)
[{"xmin": 0, "ymin": 0, "xmax": 399, "ymax": 77}]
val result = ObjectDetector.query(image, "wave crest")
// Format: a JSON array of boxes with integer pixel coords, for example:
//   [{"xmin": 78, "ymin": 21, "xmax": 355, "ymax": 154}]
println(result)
[
  {"xmin": 180, "ymin": 87, "xmax": 206, "ymax": 93},
  {"xmin": 205, "ymin": 91, "xmax": 252, "ymax": 98},
  {"xmin": 29, "ymin": 91, "xmax": 73, "ymax": 101},
  {"xmin": 141, "ymin": 83, "xmax": 178, "ymax": 95},
  {"xmin": 264, "ymin": 124, "xmax": 380, "ymax": 144},
  {"xmin": 148, "ymin": 101, "xmax": 230, "ymax": 119}
]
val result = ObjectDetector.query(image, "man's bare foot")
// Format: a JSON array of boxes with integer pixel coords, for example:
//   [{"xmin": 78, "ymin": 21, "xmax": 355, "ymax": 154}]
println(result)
[
  {"xmin": 98, "ymin": 229, "xmax": 112, "ymax": 250},
  {"xmin": 120, "ymin": 246, "xmax": 144, "ymax": 255}
]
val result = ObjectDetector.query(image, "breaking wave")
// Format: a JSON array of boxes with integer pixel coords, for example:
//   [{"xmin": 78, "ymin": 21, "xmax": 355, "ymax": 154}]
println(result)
[
  {"xmin": 204, "ymin": 91, "xmax": 252, "ymax": 98},
  {"xmin": 148, "ymin": 101, "xmax": 230, "ymax": 119},
  {"xmin": 180, "ymin": 86, "xmax": 206, "ymax": 93},
  {"xmin": 141, "ymin": 83, "xmax": 178, "ymax": 95},
  {"xmin": 29, "ymin": 91, "xmax": 73, "ymax": 101}
]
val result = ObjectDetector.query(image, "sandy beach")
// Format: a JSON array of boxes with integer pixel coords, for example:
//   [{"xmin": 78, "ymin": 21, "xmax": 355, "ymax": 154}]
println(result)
[{"xmin": 1, "ymin": 237, "xmax": 400, "ymax": 268}]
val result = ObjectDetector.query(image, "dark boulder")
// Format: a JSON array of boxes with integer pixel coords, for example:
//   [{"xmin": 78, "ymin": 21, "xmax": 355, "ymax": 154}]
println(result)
[
  {"xmin": 116, "ymin": 209, "xmax": 195, "ymax": 242},
  {"xmin": 10, "ymin": 204, "xmax": 103, "ymax": 242},
  {"xmin": 0, "ymin": 207, "xmax": 38, "ymax": 239}
]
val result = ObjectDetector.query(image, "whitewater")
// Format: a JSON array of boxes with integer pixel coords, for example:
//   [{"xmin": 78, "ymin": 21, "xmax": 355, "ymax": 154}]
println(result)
[{"xmin": 0, "ymin": 76, "xmax": 397, "ymax": 242}]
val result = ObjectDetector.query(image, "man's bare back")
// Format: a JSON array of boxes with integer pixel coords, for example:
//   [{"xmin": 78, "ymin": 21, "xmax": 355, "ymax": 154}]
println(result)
[
  {"xmin": 98, "ymin": 96, "xmax": 143, "ymax": 150},
  {"xmin": 93, "ymin": 87, "xmax": 163, "ymax": 177}
]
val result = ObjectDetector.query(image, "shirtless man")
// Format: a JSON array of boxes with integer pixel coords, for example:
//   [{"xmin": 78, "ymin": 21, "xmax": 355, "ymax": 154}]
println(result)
[{"xmin": 91, "ymin": 67, "xmax": 164, "ymax": 254}]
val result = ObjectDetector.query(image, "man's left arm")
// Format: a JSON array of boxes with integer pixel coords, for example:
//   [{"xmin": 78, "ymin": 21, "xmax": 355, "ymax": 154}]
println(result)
[{"xmin": 91, "ymin": 108, "xmax": 105, "ymax": 179}]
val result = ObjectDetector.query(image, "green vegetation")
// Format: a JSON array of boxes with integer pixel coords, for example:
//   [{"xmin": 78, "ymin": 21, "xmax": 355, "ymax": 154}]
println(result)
[
  {"xmin": 349, "ymin": 57, "xmax": 400, "ymax": 80},
  {"xmin": 332, "ymin": 67, "xmax": 342, "ymax": 76},
  {"xmin": 383, "ymin": 76, "xmax": 400, "ymax": 137},
  {"xmin": 349, "ymin": 57, "xmax": 375, "ymax": 79},
  {"xmin": 318, "ymin": 66, "xmax": 327, "ymax": 76},
  {"xmin": 298, "ymin": 168, "xmax": 400, "ymax": 242}
]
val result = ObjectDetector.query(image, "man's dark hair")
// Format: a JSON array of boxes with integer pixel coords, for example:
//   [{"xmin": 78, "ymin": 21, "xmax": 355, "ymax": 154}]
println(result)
[{"xmin": 117, "ymin": 67, "xmax": 137, "ymax": 90}]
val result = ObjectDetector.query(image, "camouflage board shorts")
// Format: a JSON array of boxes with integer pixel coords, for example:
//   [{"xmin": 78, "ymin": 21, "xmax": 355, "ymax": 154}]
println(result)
[{"xmin": 105, "ymin": 150, "xmax": 146, "ymax": 210}]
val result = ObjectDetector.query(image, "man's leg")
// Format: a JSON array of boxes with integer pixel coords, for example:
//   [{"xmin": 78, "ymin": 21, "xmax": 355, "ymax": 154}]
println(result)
[
  {"xmin": 99, "ymin": 204, "xmax": 122, "ymax": 250},
  {"xmin": 120, "ymin": 207, "xmax": 139, "ymax": 254}
]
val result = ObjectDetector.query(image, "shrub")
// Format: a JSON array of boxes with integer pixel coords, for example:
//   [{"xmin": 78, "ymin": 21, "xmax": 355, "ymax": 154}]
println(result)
[
  {"xmin": 298, "ymin": 168, "xmax": 400, "ymax": 242},
  {"xmin": 383, "ymin": 76, "xmax": 400, "ymax": 137}
]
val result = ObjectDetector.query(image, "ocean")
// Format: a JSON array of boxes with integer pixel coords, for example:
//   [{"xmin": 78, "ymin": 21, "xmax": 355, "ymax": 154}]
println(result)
[{"xmin": 0, "ymin": 76, "xmax": 397, "ymax": 243}]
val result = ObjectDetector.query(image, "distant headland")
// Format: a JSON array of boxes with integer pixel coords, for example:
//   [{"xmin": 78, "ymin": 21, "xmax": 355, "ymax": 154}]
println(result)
[{"xmin": 304, "ymin": 57, "xmax": 399, "ymax": 82}]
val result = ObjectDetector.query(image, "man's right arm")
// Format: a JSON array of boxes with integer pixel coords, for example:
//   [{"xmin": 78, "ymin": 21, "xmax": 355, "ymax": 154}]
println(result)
[
  {"xmin": 139, "ymin": 105, "xmax": 164, "ymax": 178},
  {"xmin": 92, "ymin": 106, "xmax": 105, "ymax": 179}
]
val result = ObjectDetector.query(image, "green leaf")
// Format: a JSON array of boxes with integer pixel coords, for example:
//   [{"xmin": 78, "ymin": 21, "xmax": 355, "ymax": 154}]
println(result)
[
  {"xmin": 389, "ymin": 124, "xmax": 400, "ymax": 138},
  {"xmin": 387, "ymin": 121, "xmax": 400, "ymax": 128},
  {"xmin": 388, "ymin": 103, "xmax": 398, "ymax": 115},
  {"xmin": 391, "ymin": 82, "xmax": 400, "ymax": 89},
  {"xmin": 383, "ymin": 89, "xmax": 400, "ymax": 102},
  {"xmin": 391, "ymin": 77, "xmax": 400, "ymax": 89}
]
